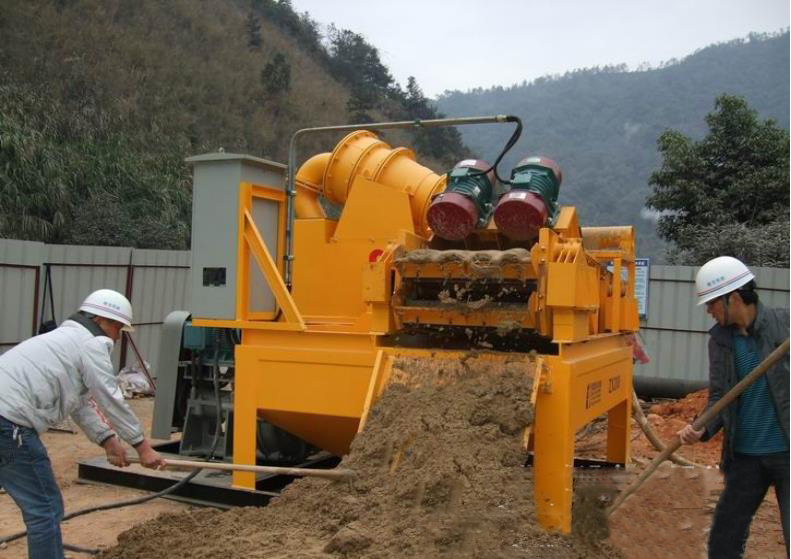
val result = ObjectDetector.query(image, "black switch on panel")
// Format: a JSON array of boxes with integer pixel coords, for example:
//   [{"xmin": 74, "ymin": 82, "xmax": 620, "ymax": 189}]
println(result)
[{"xmin": 203, "ymin": 267, "xmax": 227, "ymax": 286}]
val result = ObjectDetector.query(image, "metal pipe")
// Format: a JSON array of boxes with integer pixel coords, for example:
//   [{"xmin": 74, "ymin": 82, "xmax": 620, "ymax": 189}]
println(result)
[
  {"xmin": 124, "ymin": 332, "xmax": 157, "ymax": 391},
  {"xmin": 284, "ymin": 115, "xmax": 514, "ymax": 287},
  {"xmin": 633, "ymin": 375, "xmax": 707, "ymax": 400}
]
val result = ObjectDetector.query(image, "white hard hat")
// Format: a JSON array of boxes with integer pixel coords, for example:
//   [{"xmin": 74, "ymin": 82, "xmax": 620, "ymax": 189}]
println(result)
[
  {"xmin": 79, "ymin": 289, "xmax": 134, "ymax": 331},
  {"xmin": 695, "ymin": 256, "xmax": 755, "ymax": 306}
]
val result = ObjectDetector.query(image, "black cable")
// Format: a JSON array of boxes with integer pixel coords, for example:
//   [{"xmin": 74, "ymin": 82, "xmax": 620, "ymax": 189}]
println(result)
[
  {"xmin": 467, "ymin": 115, "xmax": 523, "ymax": 185},
  {"xmin": 0, "ymin": 332, "xmax": 228, "ymax": 553},
  {"xmin": 63, "ymin": 542, "xmax": 99, "ymax": 555}
]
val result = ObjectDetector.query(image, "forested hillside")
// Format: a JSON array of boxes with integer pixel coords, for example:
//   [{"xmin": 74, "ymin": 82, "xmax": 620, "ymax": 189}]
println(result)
[
  {"xmin": 1, "ymin": 1, "xmax": 787, "ymax": 260},
  {"xmin": 436, "ymin": 32, "xmax": 790, "ymax": 260},
  {"xmin": 0, "ymin": 0, "xmax": 464, "ymax": 248}
]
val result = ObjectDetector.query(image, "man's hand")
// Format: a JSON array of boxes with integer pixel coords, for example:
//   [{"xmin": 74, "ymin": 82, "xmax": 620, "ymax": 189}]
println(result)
[
  {"xmin": 134, "ymin": 439, "xmax": 167, "ymax": 470},
  {"xmin": 102, "ymin": 436, "xmax": 130, "ymax": 468},
  {"xmin": 678, "ymin": 424, "xmax": 705, "ymax": 445}
]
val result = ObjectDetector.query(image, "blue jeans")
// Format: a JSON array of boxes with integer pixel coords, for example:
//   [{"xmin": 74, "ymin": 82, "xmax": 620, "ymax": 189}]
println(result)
[
  {"xmin": 709, "ymin": 452, "xmax": 790, "ymax": 559},
  {"xmin": 0, "ymin": 415, "xmax": 64, "ymax": 559}
]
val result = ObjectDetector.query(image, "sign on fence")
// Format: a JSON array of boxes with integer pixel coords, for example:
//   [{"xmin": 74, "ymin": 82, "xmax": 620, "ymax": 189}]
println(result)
[{"xmin": 635, "ymin": 258, "xmax": 649, "ymax": 317}]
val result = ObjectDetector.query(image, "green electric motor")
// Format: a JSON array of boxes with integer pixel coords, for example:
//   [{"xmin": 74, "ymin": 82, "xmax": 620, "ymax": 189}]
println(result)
[
  {"xmin": 427, "ymin": 159, "xmax": 496, "ymax": 240},
  {"xmin": 493, "ymin": 156, "xmax": 563, "ymax": 240}
]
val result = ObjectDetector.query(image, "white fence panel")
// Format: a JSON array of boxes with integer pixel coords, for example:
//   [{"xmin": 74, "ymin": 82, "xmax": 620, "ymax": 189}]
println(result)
[
  {"xmin": 0, "ymin": 241, "xmax": 191, "ymax": 374},
  {"xmin": 638, "ymin": 265, "xmax": 790, "ymax": 383},
  {"xmin": 2, "ymin": 239, "xmax": 788, "ymax": 388},
  {"xmin": 0, "ymin": 240, "xmax": 45, "ymax": 351},
  {"xmin": 127, "ymin": 249, "xmax": 191, "ymax": 377}
]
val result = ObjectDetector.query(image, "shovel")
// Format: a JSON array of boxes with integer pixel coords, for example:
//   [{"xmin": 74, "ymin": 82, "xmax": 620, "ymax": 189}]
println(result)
[
  {"xmin": 607, "ymin": 338, "xmax": 789, "ymax": 515},
  {"xmin": 126, "ymin": 456, "xmax": 355, "ymax": 481}
]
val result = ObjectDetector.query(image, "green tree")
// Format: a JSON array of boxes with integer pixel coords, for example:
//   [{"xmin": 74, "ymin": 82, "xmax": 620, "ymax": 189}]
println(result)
[
  {"xmin": 261, "ymin": 52, "xmax": 291, "ymax": 96},
  {"xmin": 646, "ymin": 95, "xmax": 789, "ymax": 266},
  {"xmin": 400, "ymin": 77, "xmax": 466, "ymax": 166},
  {"xmin": 327, "ymin": 26, "xmax": 395, "ymax": 120},
  {"xmin": 0, "ymin": 83, "xmax": 69, "ymax": 241},
  {"xmin": 246, "ymin": 11, "xmax": 262, "ymax": 50},
  {"xmin": 0, "ymin": 79, "xmax": 190, "ymax": 249}
]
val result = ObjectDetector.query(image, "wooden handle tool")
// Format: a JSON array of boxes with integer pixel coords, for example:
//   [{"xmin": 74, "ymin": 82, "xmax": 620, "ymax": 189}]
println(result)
[
  {"xmin": 127, "ymin": 456, "xmax": 355, "ymax": 481},
  {"xmin": 608, "ymin": 338, "xmax": 789, "ymax": 515}
]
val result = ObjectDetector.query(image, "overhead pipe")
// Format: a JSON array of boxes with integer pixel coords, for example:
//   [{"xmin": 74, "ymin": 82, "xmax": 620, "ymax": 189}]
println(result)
[
  {"xmin": 285, "ymin": 115, "xmax": 517, "ymax": 287},
  {"xmin": 294, "ymin": 152, "xmax": 329, "ymax": 219}
]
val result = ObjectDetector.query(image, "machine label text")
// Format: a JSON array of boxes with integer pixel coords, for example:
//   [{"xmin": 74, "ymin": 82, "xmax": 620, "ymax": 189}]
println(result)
[{"xmin": 585, "ymin": 381, "xmax": 602, "ymax": 409}]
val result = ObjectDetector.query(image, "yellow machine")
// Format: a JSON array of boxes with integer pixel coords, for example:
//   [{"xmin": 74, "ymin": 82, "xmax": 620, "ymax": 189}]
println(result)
[{"xmin": 189, "ymin": 117, "xmax": 639, "ymax": 533}]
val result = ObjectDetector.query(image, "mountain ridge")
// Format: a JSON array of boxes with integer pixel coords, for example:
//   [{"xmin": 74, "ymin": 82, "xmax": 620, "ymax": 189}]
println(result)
[{"xmin": 436, "ymin": 32, "xmax": 789, "ymax": 260}]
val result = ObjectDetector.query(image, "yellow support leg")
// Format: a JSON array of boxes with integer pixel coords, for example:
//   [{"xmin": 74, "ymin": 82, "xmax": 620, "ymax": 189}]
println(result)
[
  {"xmin": 232, "ymin": 344, "xmax": 259, "ymax": 490},
  {"xmin": 533, "ymin": 366, "xmax": 574, "ymax": 533},
  {"xmin": 606, "ymin": 398, "xmax": 631, "ymax": 464}
]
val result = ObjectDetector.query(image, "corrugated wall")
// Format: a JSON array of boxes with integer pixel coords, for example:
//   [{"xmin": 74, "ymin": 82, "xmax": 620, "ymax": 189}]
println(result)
[
  {"xmin": 0, "ymin": 240, "xmax": 190, "ymax": 376},
  {"xmin": 638, "ymin": 265, "xmax": 790, "ymax": 383},
  {"xmin": 0, "ymin": 239, "xmax": 45, "ymax": 348},
  {"xmin": 1, "ymin": 239, "xmax": 788, "ymax": 384},
  {"xmin": 129, "ymin": 249, "xmax": 191, "ymax": 375}
]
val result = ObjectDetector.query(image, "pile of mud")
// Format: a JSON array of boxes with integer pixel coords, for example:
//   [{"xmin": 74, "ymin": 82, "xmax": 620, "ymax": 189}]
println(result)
[
  {"xmin": 394, "ymin": 248, "xmax": 532, "ymax": 280},
  {"xmin": 647, "ymin": 388, "xmax": 709, "ymax": 422},
  {"xmin": 644, "ymin": 389, "xmax": 722, "ymax": 466},
  {"xmin": 101, "ymin": 355, "xmax": 622, "ymax": 559},
  {"xmin": 395, "ymin": 248, "xmax": 531, "ymax": 267},
  {"xmin": 607, "ymin": 462, "xmax": 715, "ymax": 559},
  {"xmin": 574, "ymin": 389, "xmax": 723, "ymax": 466}
]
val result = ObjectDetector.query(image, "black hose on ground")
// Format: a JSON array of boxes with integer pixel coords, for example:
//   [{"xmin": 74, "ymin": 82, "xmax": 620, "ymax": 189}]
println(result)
[
  {"xmin": 0, "ymin": 342, "xmax": 227, "ymax": 555},
  {"xmin": 63, "ymin": 543, "xmax": 102, "ymax": 555}
]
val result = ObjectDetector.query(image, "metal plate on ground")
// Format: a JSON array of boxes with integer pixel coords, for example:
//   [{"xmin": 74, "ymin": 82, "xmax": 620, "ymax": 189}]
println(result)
[{"xmin": 77, "ymin": 443, "xmax": 340, "ymax": 508}]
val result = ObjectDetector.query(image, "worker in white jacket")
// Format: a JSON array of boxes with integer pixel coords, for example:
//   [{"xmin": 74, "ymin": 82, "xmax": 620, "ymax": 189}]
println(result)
[{"xmin": 0, "ymin": 289, "xmax": 165, "ymax": 559}]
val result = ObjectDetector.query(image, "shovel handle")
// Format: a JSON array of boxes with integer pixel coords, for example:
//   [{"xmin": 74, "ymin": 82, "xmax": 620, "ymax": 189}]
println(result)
[
  {"xmin": 127, "ymin": 456, "xmax": 355, "ymax": 481},
  {"xmin": 608, "ymin": 338, "xmax": 789, "ymax": 515}
]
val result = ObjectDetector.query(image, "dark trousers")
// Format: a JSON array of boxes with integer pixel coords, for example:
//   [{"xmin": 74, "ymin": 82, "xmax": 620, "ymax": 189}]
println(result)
[
  {"xmin": 0, "ymin": 415, "xmax": 65, "ymax": 559},
  {"xmin": 708, "ymin": 452, "xmax": 790, "ymax": 559}
]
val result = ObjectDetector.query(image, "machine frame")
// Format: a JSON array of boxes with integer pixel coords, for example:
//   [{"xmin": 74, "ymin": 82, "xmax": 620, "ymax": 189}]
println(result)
[{"xmin": 184, "ymin": 118, "xmax": 639, "ymax": 533}]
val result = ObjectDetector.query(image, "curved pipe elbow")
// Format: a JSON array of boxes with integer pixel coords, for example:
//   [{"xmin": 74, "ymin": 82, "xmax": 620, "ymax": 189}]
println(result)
[{"xmin": 295, "ymin": 152, "xmax": 330, "ymax": 219}]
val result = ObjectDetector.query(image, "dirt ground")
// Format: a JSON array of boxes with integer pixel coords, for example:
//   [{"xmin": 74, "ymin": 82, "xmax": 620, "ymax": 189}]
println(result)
[
  {"xmin": 0, "ymin": 398, "xmax": 193, "ymax": 558},
  {"xmin": 0, "ymin": 385, "xmax": 785, "ymax": 559},
  {"xmin": 581, "ymin": 389, "xmax": 786, "ymax": 559},
  {"xmin": 100, "ymin": 355, "xmax": 625, "ymax": 559}
]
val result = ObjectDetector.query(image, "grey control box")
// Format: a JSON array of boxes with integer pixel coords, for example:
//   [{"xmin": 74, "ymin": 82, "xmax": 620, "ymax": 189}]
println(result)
[{"xmin": 186, "ymin": 153, "xmax": 286, "ymax": 320}]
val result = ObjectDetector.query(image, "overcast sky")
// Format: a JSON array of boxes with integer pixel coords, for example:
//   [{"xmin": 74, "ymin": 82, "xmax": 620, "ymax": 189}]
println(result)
[{"xmin": 290, "ymin": 0, "xmax": 789, "ymax": 98}]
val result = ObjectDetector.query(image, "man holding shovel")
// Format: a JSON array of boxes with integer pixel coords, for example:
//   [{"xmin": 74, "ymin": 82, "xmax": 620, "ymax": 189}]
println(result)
[
  {"xmin": 0, "ymin": 289, "xmax": 166, "ymax": 559},
  {"xmin": 678, "ymin": 256, "xmax": 789, "ymax": 559}
]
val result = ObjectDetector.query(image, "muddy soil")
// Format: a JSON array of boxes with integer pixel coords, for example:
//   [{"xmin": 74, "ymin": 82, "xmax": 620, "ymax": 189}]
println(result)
[
  {"xmin": 394, "ymin": 248, "xmax": 532, "ymax": 280},
  {"xmin": 100, "ymin": 355, "xmax": 622, "ymax": 559},
  {"xmin": 3, "ymin": 381, "xmax": 783, "ymax": 558}
]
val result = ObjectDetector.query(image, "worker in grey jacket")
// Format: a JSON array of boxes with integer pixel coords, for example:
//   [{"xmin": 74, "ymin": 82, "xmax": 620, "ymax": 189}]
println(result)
[
  {"xmin": 0, "ymin": 289, "xmax": 166, "ymax": 559},
  {"xmin": 679, "ymin": 257, "xmax": 789, "ymax": 559}
]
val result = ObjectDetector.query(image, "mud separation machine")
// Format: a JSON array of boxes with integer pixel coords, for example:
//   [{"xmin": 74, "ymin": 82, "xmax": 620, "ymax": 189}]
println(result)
[{"xmin": 151, "ymin": 116, "xmax": 639, "ymax": 533}]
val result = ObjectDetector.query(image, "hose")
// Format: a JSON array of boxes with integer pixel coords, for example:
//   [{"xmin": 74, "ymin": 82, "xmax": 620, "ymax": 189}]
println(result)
[
  {"xmin": 469, "ymin": 115, "xmax": 523, "ymax": 185},
  {"xmin": 0, "ymin": 336, "xmax": 227, "ymax": 554},
  {"xmin": 64, "ymin": 543, "xmax": 101, "ymax": 555},
  {"xmin": 631, "ymin": 389, "xmax": 703, "ymax": 468}
]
